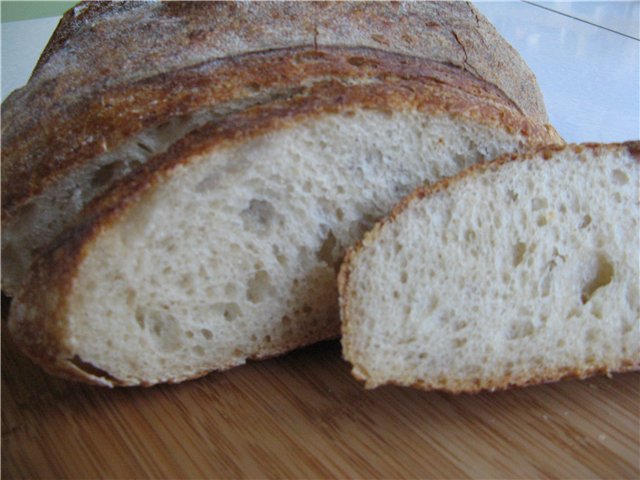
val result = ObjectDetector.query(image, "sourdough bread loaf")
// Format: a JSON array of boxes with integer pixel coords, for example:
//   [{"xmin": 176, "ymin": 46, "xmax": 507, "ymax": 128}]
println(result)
[
  {"xmin": 8, "ymin": 79, "xmax": 559, "ymax": 386},
  {"xmin": 1, "ymin": 0, "xmax": 553, "ymax": 294},
  {"xmin": 339, "ymin": 143, "xmax": 640, "ymax": 393}
]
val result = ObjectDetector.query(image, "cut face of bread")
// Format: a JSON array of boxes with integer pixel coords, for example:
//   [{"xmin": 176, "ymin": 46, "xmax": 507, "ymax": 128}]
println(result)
[
  {"xmin": 1, "ymin": 87, "xmax": 293, "ymax": 295},
  {"xmin": 0, "ymin": 47, "xmax": 551, "ymax": 296},
  {"xmin": 1, "ymin": 0, "xmax": 551, "ymax": 295},
  {"xmin": 8, "ymin": 82, "xmax": 558, "ymax": 386},
  {"xmin": 340, "ymin": 143, "xmax": 639, "ymax": 393}
]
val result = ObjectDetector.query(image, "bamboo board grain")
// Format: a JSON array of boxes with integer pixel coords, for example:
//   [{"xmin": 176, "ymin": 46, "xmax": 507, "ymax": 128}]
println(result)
[{"xmin": 2, "ymin": 316, "xmax": 639, "ymax": 479}]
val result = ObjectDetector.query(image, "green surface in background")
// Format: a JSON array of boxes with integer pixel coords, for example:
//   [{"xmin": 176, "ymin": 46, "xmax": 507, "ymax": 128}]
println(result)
[{"xmin": 1, "ymin": 1, "xmax": 75, "ymax": 23}]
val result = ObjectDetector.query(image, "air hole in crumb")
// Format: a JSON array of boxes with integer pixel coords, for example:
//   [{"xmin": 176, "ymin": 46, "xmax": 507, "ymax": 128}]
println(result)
[
  {"xmin": 581, "ymin": 254, "xmax": 614, "ymax": 304},
  {"xmin": 585, "ymin": 328, "xmax": 598, "ymax": 342},
  {"xmin": 179, "ymin": 274, "xmax": 193, "ymax": 291},
  {"xmin": 400, "ymin": 271, "xmax": 408, "ymax": 284},
  {"xmin": 137, "ymin": 309, "xmax": 181, "ymax": 351},
  {"xmin": 241, "ymin": 199, "xmax": 276, "ymax": 233},
  {"xmin": 264, "ymin": 335, "xmax": 272, "ymax": 343},
  {"xmin": 219, "ymin": 303, "xmax": 241, "ymax": 322},
  {"xmin": 393, "ymin": 290, "xmax": 400, "ymax": 299},
  {"xmin": 464, "ymin": 229, "xmax": 476, "ymax": 242},
  {"xmin": 185, "ymin": 330, "xmax": 194, "ymax": 339},
  {"xmin": 247, "ymin": 270, "xmax": 273, "ymax": 304},
  {"xmin": 423, "ymin": 295, "xmax": 439, "ymax": 316},
  {"xmin": 559, "ymin": 204, "xmax": 567, "ymax": 214},
  {"xmin": 513, "ymin": 242, "xmax": 526, "ymax": 267},
  {"xmin": 193, "ymin": 346, "xmax": 205, "ymax": 356},
  {"xmin": 201, "ymin": 328, "xmax": 213, "ymax": 340},
  {"xmin": 135, "ymin": 309, "xmax": 145, "ymax": 329},
  {"xmin": 536, "ymin": 215, "xmax": 548, "ymax": 227},
  {"xmin": 612, "ymin": 169, "xmax": 629, "ymax": 185},
  {"xmin": 91, "ymin": 161, "xmax": 124, "ymax": 189},
  {"xmin": 507, "ymin": 189, "xmax": 518, "ymax": 202},
  {"xmin": 137, "ymin": 142, "xmax": 154, "ymax": 154},
  {"xmin": 195, "ymin": 173, "xmax": 220, "ymax": 192},
  {"xmin": 540, "ymin": 274, "xmax": 551, "ymax": 297},
  {"xmin": 250, "ymin": 334, "xmax": 257, "ymax": 342},
  {"xmin": 126, "ymin": 289, "xmax": 136, "ymax": 307},
  {"xmin": 335, "ymin": 208, "xmax": 344, "ymax": 221},
  {"xmin": 508, "ymin": 320, "xmax": 535, "ymax": 340},
  {"xmin": 439, "ymin": 311, "xmax": 453, "ymax": 325},
  {"xmin": 453, "ymin": 338, "xmax": 467, "ymax": 348},
  {"xmin": 556, "ymin": 338, "xmax": 566, "ymax": 348},
  {"xmin": 580, "ymin": 214, "xmax": 592, "ymax": 229},
  {"xmin": 532, "ymin": 197, "xmax": 548, "ymax": 211},
  {"xmin": 225, "ymin": 283, "xmax": 237, "ymax": 296},
  {"xmin": 453, "ymin": 319, "xmax": 468, "ymax": 331}
]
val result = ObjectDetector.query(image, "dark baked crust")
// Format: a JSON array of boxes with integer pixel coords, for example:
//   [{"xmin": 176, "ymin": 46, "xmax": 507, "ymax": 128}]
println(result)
[
  {"xmin": 338, "ymin": 142, "xmax": 640, "ymax": 393},
  {"xmin": 9, "ymin": 78, "xmax": 558, "ymax": 387},
  {"xmin": 1, "ymin": 0, "xmax": 549, "ymax": 222}
]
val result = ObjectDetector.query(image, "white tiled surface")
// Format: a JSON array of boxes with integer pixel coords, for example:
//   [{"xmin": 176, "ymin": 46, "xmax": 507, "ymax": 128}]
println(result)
[
  {"xmin": 2, "ymin": 3, "xmax": 639, "ymax": 143},
  {"xmin": 523, "ymin": 1, "xmax": 640, "ymax": 39},
  {"xmin": 474, "ymin": 1, "xmax": 639, "ymax": 143},
  {"xmin": 0, "ymin": 16, "xmax": 60, "ymax": 101}
]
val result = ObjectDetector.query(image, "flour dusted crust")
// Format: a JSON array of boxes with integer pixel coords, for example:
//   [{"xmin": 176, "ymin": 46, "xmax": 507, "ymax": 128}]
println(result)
[
  {"xmin": 2, "ymin": 1, "xmax": 549, "ymax": 222},
  {"xmin": 8, "ymin": 79, "xmax": 558, "ymax": 387},
  {"xmin": 339, "ymin": 142, "xmax": 640, "ymax": 393}
]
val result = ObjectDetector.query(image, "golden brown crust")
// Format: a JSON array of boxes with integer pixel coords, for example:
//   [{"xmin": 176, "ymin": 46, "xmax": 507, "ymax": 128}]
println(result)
[
  {"xmin": 9, "ymin": 78, "xmax": 557, "ymax": 387},
  {"xmin": 1, "ymin": 0, "xmax": 550, "ymax": 222},
  {"xmin": 23, "ymin": 0, "xmax": 546, "ymax": 120},
  {"xmin": 339, "ymin": 142, "xmax": 640, "ymax": 393},
  {"xmin": 1, "ymin": 47, "xmax": 521, "ymax": 222}
]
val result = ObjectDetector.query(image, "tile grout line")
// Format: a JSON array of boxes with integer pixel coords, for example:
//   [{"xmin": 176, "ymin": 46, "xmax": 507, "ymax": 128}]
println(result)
[{"xmin": 522, "ymin": 0, "xmax": 640, "ymax": 41}]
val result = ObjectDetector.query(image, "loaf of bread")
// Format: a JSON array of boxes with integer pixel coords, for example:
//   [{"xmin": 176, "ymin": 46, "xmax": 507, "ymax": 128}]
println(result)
[
  {"xmin": 1, "ymin": 1, "xmax": 551, "ymax": 295},
  {"xmin": 8, "ymin": 78, "xmax": 559, "ymax": 386},
  {"xmin": 339, "ymin": 143, "xmax": 639, "ymax": 393}
]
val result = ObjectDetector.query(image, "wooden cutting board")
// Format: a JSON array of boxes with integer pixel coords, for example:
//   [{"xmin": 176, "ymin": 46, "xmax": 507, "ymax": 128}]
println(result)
[{"xmin": 2, "ymin": 315, "xmax": 638, "ymax": 479}]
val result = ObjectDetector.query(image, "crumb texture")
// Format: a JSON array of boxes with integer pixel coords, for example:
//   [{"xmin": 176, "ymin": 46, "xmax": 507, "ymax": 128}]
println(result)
[
  {"xmin": 43, "ymin": 109, "xmax": 528, "ymax": 385},
  {"xmin": 342, "ymin": 144, "xmax": 639, "ymax": 392}
]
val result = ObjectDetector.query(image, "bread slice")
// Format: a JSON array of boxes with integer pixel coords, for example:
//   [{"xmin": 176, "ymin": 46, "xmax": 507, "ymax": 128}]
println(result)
[
  {"xmin": 8, "ymin": 79, "xmax": 559, "ymax": 386},
  {"xmin": 1, "ymin": 1, "xmax": 552, "ymax": 294},
  {"xmin": 340, "ymin": 142, "xmax": 639, "ymax": 393}
]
